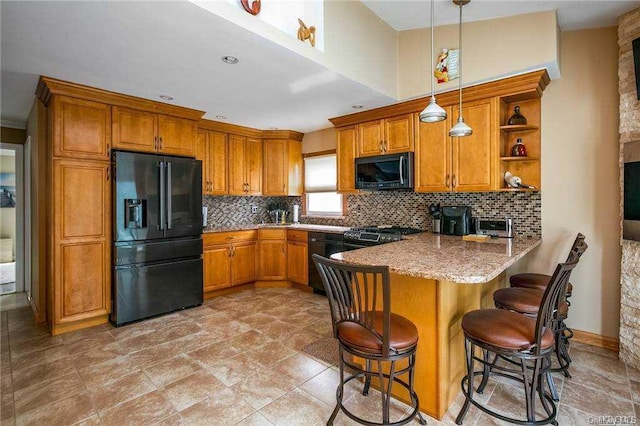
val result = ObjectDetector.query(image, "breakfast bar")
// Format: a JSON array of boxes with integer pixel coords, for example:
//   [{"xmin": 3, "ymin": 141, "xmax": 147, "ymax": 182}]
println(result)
[{"xmin": 330, "ymin": 234, "xmax": 541, "ymax": 420}]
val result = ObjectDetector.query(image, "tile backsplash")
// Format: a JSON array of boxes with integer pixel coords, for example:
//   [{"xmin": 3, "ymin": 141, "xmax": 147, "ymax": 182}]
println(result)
[{"xmin": 204, "ymin": 191, "xmax": 541, "ymax": 238}]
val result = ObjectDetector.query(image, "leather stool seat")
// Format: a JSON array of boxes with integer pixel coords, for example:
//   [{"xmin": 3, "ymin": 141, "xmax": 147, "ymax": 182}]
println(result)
[
  {"xmin": 494, "ymin": 287, "xmax": 568, "ymax": 317},
  {"xmin": 337, "ymin": 312, "xmax": 418, "ymax": 354},
  {"xmin": 510, "ymin": 273, "xmax": 573, "ymax": 295},
  {"xmin": 461, "ymin": 309, "xmax": 555, "ymax": 351}
]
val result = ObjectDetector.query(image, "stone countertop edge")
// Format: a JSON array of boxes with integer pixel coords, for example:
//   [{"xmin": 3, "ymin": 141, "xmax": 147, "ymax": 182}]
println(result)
[
  {"xmin": 330, "ymin": 235, "xmax": 542, "ymax": 285},
  {"xmin": 202, "ymin": 223, "xmax": 351, "ymax": 234}
]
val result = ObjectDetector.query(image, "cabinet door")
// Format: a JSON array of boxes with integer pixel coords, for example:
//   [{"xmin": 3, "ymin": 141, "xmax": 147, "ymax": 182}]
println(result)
[
  {"xmin": 210, "ymin": 132, "xmax": 228, "ymax": 195},
  {"xmin": 157, "ymin": 115, "xmax": 197, "ymax": 157},
  {"xmin": 258, "ymin": 240, "xmax": 287, "ymax": 280},
  {"xmin": 196, "ymin": 130, "xmax": 209, "ymax": 195},
  {"xmin": 451, "ymin": 99, "xmax": 497, "ymax": 192},
  {"xmin": 231, "ymin": 242, "xmax": 257, "ymax": 286},
  {"xmin": 246, "ymin": 138, "xmax": 263, "ymax": 195},
  {"xmin": 287, "ymin": 241, "xmax": 308, "ymax": 285},
  {"xmin": 337, "ymin": 127, "xmax": 357, "ymax": 193},
  {"xmin": 112, "ymin": 106, "xmax": 157, "ymax": 153},
  {"xmin": 414, "ymin": 110, "xmax": 452, "ymax": 192},
  {"xmin": 204, "ymin": 245, "xmax": 231, "ymax": 292},
  {"xmin": 228, "ymin": 134, "xmax": 246, "ymax": 195},
  {"xmin": 53, "ymin": 159, "xmax": 111, "ymax": 323},
  {"xmin": 384, "ymin": 114, "xmax": 414, "ymax": 154},
  {"xmin": 357, "ymin": 120, "xmax": 384, "ymax": 157},
  {"xmin": 53, "ymin": 96, "xmax": 111, "ymax": 160},
  {"xmin": 263, "ymin": 139, "xmax": 287, "ymax": 196}
]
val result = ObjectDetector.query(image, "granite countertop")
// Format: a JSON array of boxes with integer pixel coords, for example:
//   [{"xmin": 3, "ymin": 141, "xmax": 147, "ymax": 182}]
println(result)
[
  {"xmin": 203, "ymin": 223, "xmax": 351, "ymax": 234},
  {"xmin": 331, "ymin": 233, "xmax": 541, "ymax": 284}
]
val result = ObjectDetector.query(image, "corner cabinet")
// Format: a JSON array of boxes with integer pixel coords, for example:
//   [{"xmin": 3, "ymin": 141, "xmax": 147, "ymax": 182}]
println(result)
[
  {"xmin": 262, "ymin": 138, "xmax": 303, "ymax": 196},
  {"xmin": 112, "ymin": 106, "xmax": 197, "ymax": 157},
  {"xmin": 337, "ymin": 126, "xmax": 357, "ymax": 193},
  {"xmin": 229, "ymin": 135, "xmax": 262, "ymax": 195}
]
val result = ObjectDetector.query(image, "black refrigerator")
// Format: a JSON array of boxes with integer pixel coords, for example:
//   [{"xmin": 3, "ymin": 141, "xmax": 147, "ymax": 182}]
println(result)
[{"xmin": 111, "ymin": 151, "xmax": 203, "ymax": 326}]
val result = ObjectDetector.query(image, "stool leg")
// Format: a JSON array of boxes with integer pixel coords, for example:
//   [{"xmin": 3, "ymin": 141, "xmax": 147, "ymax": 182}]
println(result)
[
  {"xmin": 363, "ymin": 359, "xmax": 372, "ymax": 396},
  {"xmin": 328, "ymin": 347, "xmax": 343, "ymax": 426},
  {"xmin": 477, "ymin": 349, "xmax": 493, "ymax": 394},
  {"xmin": 538, "ymin": 358, "xmax": 554, "ymax": 418},
  {"xmin": 377, "ymin": 360, "xmax": 389, "ymax": 424},
  {"xmin": 521, "ymin": 358, "xmax": 537, "ymax": 423},
  {"xmin": 409, "ymin": 353, "xmax": 428, "ymax": 425},
  {"xmin": 455, "ymin": 339, "xmax": 474, "ymax": 425}
]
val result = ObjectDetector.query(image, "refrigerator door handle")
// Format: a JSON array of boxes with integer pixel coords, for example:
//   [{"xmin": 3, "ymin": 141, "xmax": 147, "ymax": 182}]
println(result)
[
  {"xmin": 167, "ymin": 161, "xmax": 172, "ymax": 230},
  {"xmin": 159, "ymin": 162, "xmax": 166, "ymax": 230}
]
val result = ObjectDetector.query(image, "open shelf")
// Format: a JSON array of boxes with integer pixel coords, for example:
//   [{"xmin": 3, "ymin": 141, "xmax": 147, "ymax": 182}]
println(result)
[
  {"xmin": 500, "ymin": 124, "xmax": 539, "ymax": 132},
  {"xmin": 500, "ymin": 156, "xmax": 539, "ymax": 162}
]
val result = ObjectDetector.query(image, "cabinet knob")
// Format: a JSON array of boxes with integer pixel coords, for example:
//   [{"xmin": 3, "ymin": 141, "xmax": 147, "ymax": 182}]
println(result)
[
  {"xmin": 445, "ymin": 174, "xmax": 450, "ymax": 188},
  {"xmin": 159, "ymin": 137, "xmax": 163, "ymax": 150},
  {"xmin": 452, "ymin": 174, "xmax": 457, "ymax": 188}
]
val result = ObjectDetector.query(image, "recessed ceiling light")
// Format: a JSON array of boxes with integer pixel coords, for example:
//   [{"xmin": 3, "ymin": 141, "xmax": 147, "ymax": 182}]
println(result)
[
  {"xmin": 159, "ymin": 95, "xmax": 174, "ymax": 101},
  {"xmin": 269, "ymin": 127, "xmax": 279, "ymax": 130},
  {"xmin": 221, "ymin": 56, "xmax": 239, "ymax": 64},
  {"xmin": 216, "ymin": 115, "xmax": 227, "ymax": 120},
  {"xmin": 352, "ymin": 105, "xmax": 364, "ymax": 109}
]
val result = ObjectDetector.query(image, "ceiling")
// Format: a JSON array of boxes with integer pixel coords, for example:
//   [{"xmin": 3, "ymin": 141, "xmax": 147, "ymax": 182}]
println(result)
[
  {"xmin": 361, "ymin": 0, "xmax": 640, "ymax": 31},
  {"xmin": 2, "ymin": 1, "xmax": 638, "ymax": 133},
  {"xmin": 0, "ymin": 1, "xmax": 393, "ymax": 133}
]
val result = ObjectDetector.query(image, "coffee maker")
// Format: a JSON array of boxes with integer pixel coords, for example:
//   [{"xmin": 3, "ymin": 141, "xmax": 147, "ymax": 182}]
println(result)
[{"xmin": 442, "ymin": 206, "xmax": 472, "ymax": 236}]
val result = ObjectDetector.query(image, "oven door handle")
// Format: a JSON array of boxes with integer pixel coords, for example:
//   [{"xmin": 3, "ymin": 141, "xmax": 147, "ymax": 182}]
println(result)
[{"xmin": 399, "ymin": 155, "xmax": 404, "ymax": 185}]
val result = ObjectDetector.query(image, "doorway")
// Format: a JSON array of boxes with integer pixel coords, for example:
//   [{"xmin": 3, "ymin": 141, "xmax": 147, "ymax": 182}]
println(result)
[{"xmin": 0, "ymin": 143, "xmax": 24, "ymax": 297}]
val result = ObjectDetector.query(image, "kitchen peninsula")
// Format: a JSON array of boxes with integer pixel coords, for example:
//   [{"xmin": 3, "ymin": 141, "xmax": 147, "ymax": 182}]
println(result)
[{"xmin": 331, "ymin": 233, "xmax": 541, "ymax": 419}]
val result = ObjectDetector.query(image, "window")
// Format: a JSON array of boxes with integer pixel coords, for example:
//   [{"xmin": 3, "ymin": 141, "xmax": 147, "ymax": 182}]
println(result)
[{"xmin": 304, "ymin": 153, "xmax": 344, "ymax": 216}]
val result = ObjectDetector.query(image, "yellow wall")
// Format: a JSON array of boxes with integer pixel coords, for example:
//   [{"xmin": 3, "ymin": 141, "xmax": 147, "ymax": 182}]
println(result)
[
  {"xmin": 301, "ymin": 127, "xmax": 337, "ymax": 154},
  {"xmin": 510, "ymin": 27, "xmax": 621, "ymax": 338},
  {"xmin": 398, "ymin": 11, "xmax": 559, "ymax": 100}
]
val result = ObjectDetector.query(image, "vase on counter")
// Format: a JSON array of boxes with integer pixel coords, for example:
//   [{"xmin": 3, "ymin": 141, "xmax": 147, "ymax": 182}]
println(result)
[
  {"xmin": 507, "ymin": 106, "xmax": 527, "ymax": 125},
  {"xmin": 510, "ymin": 138, "xmax": 528, "ymax": 157}
]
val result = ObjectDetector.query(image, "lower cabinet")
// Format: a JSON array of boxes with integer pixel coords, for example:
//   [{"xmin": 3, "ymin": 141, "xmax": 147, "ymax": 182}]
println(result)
[
  {"xmin": 258, "ymin": 230, "xmax": 287, "ymax": 281},
  {"xmin": 203, "ymin": 231, "xmax": 257, "ymax": 293},
  {"xmin": 287, "ymin": 241, "xmax": 308, "ymax": 285}
]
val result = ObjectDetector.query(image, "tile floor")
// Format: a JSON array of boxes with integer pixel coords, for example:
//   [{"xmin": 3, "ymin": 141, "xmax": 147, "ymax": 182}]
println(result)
[
  {"xmin": 0, "ymin": 287, "xmax": 638, "ymax": 425},
  {"xmin": 0, "ymin": 294, "xmax": 29, "ymax": 313}
]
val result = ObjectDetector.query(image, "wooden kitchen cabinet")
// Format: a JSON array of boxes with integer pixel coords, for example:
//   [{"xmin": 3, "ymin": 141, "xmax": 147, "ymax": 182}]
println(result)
[
  {"xmin": 451, "ymin": 98, "xmax": 498, "ymax": 192},
  {"xmin": 112, "ymin": 106, "xmax": 197, "ymax": 157},
  {"xmin": 258, "ymin": 229, "xmax": 287, "ymax": 281},
  {"xmin": 262, "ymin": 138, "xmax": 303, "ymax": 196},
  {"xmin": 197, "ymin": 130, "xmax": 228, "ymax": 195},
  {"xmin": 357, "ymin": 113, "xmax": 414, "ymax": 157},
  {"xmin": 53, "ymin": 96, "xmax": 111, "ymax": 160},
  {"xmin": 415, "ymin": 98, "xmax": 498, "ymax": 193},
  {"xmin": 203, "ymin": 231, "xmax": 257, "ymax": 294},
  {"xmin": 287, "ymin": 242, "xmax": 308, "ymax": 285},
  {"xmin": 337, "ymin": 126, "xmax": 357, "ymax": 193},
  {"xmin": 229, "ymin": 134, "xmax": 262, "ymax": 195},
  {"xmin": 52, "ymin": 158, "xmax": 111, "ymax": 329}
]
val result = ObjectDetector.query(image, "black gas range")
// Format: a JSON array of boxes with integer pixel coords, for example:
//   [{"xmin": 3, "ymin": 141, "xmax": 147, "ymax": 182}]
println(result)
[{"xmin": 343, "ymin": 225, "xmax": 423, "ymax": 248}]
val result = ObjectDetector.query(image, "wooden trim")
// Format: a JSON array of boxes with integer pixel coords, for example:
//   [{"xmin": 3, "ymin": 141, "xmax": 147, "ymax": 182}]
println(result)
[
  {"xmin": 50, "ymin": 314, "xmax": 109, "ymax": 336},
  {"xmin": 572, "ymin": 328, "xmax": 619, "ymax": 353},
  {"xmin": 254, "ymin": 280, "xmax": 292, "ymax": 288},
  {"xmin": 204, "ymin": 283, "xmax": 254, "ymax": 300},
  {"xmin": 198, "ymin": 119, "xmax": 263, "ymax": 138},
  {"xmin": 261, "ymin": 130, "xmax": 304, "ymax": 141},
  {"xmin": 292, "ymin": 282, "xmax": 313, "ymax": 292},
  {"xmin": 329, "ymin": 70, "xmax": 550, "ymax": 128},
  {"xmin": 303, "ymin": 149, "xmax": 336, "ymax": 158},
  {"xmin": 37, "ymin": 76, "xmax": 205, "ymax": 120}
]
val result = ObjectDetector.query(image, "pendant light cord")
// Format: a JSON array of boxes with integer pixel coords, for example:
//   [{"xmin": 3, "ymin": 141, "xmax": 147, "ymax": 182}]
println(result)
[
  {"xmin": 430, "ymin": 0, "xmax": 435, "ymax": 98},
  {"xmin": 458, "ymin": 1, "xmax": 463, "ymax": 116}
]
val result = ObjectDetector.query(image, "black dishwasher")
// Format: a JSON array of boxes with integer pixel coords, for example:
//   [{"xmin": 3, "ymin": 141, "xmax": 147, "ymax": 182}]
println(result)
[{"xmin": 308, "ymin": 232, "xmax": 347, "ymax": 293}]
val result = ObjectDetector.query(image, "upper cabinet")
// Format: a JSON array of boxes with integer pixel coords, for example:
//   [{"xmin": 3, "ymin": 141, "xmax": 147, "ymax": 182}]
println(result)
[
  {"xmin": 414, "ymin": 109, "xmax": 452, "ymax": 193},
  {"xmin": 197, "ymin": 130, "xmax": 228, "ymax": 195},
  {"xmin": 229, "ymin": 134, "xmax": 262, "ymax": 196},
  {"xmin": 53, "ymin": 96, "xmax": 111, "ymax": 160},
  {"xmin": 113, "ymin": 106, "xmax": 197, "ymax": 157},
  {"xmin": 357, "ymin": 113, "xmax": 414, "ymax": 157},
  {"xmin": 337, "ymin": 126, "xmax": 357, "ymax": 193},
  {"xmin": 262, "ymin": 138, "xmax": 303, "ymax": 196}
]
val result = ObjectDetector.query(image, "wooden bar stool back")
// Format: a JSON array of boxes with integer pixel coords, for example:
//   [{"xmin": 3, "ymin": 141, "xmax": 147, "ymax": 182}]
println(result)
[
  {"xmin": 312, "ymin": 254, "xmax": 427, "ymax": 426},
  {"xmin": 455, "ymin": 240, "xmax": 586, "ymax": 425}
]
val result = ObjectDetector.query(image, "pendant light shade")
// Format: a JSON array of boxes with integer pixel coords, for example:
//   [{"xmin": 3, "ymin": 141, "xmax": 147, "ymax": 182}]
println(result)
[
  {"xmin": 449, "ymin": 0, "xmax": 472, "ymax": 137},
  {"xmin": 419, "ymin": 0, "xmax": 446, "ymax": 123}
]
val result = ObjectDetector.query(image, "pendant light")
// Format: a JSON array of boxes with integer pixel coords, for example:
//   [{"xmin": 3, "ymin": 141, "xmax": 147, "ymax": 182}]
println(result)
[
  {"xmin": 419, "ymin": 0, "xmax": 447, "ymax": 123},
  {"xmin": 449, "ymin": 0, "xmax": 473, "ymax": 137}
]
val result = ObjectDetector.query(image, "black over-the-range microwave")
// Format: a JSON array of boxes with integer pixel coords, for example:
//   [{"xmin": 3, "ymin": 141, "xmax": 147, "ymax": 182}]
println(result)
[{"xmin": 355, "ymin": 152, "xmax": 414, "ymax": 190}]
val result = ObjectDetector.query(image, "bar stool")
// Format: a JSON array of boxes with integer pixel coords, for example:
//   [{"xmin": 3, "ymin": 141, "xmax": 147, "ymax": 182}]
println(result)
[
  {"xmin": 312, "ymin": 254, "xmax": 427, "ymax": 426},
  {"xmin": 455, "ymin": 242, "xmax": 584, "ymax": 426}
]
